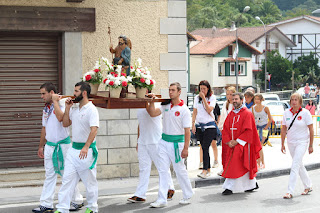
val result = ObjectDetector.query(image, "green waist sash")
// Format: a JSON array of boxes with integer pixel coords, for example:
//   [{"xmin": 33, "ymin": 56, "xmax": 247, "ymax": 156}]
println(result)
[
  {"xmin": 162, "ymin": 133, "xmax": 184, "ymax": 163},
  {"xmin": 72, "ymin": 141, "xmax": 98, "ymax": 170},
  {"xmin": 46, "ymin": 136, "xmax": 71, "ymax": 176}
]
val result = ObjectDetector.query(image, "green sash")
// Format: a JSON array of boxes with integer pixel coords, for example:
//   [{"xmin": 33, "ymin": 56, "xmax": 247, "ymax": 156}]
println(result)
[
  {"xmin": 72, "ymin": 141, "xmax": 98, "ymax": 170},
  {"xmin": 46, "ymin": 136, "xmax": 71, "ymax": 176},
  {"xmin": 161, "ymin": 133, "xmax": 184, "ymax": 163}
]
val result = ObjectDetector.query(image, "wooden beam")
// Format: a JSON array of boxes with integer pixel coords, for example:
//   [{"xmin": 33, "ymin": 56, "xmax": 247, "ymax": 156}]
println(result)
[
  {"xmin": 67, "ymin": 0, "xmax": 85, "ymax": 2},
  {"xmin": 0, "ymin": 6, "xmax": 95, "ymax": 32}
]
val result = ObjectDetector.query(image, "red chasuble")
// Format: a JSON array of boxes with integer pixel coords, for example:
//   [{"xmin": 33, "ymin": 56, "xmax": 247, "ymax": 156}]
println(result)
[{"xmin": 222, "ymin": 107, "xmax": 262, "ymax": 179}]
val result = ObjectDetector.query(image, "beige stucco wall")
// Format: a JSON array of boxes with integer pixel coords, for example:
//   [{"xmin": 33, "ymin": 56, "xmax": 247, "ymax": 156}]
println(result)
[{"xmin": 0, "ymin": 0, "xmax": 168, "ymax": 94}]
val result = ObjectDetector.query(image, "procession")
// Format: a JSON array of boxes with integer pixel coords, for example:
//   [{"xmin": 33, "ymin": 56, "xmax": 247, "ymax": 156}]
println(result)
[{"xmin": 1, "ymin": 0, "xmax": 320, "ymax": 213}]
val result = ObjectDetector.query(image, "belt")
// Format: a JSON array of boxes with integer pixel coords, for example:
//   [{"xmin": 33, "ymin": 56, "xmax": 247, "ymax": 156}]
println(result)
[
  {"xmin": 162, "ymin": 133, "xmax": 184, "ymax": 163},
  {"xmin": 46, "ymin": 136, "xmax": 71, "ymax": 176},
  {"xmin": 72, "ymin": 141, "xmax": 98, "ymax": 170}
]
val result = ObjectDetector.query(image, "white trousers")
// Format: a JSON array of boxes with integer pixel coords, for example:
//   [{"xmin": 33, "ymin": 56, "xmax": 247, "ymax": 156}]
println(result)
[
  {"xmin": 40, "ymin": 144, "xmax": 83, "ymax": 208},
  {"xmin": 222, "ymin": 172, "xmax": 256, "ymax": 192},
  {"xmin": 134, "ymin": 143, "xmax": 175, "ymax": 199},
  {"xmin": 287, "ymin": 142, "xmax": 312, "ymax": 194},
  {"xmin": 56, "ymin": 148, "xmax": 98, "ymax": 213},
  {"xmin": 156, "ymin": 139, "xmax": 194, "ymax": 204}
]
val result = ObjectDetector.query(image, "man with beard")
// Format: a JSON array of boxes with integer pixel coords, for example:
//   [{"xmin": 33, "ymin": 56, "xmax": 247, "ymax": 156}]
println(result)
[
  {"xmin": 221, "ymin": 92, "xmax": 261, "ymax": 195},
  {"xmin": 55, "ymin": 82, "xmax": 99, "ymax": 213},
  {"xmin": 109, "ymin": 35, "xmax": 131, "ymax": 75},
  {"xmin": 33, "ymin": 83, "xmax": 84, "ymax": 213}
]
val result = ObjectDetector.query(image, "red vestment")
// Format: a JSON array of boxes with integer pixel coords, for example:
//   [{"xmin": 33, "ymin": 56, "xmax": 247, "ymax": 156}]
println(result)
[{"xmin": 222, "ymin": 107, "xmax": 261, "ymax": 179}]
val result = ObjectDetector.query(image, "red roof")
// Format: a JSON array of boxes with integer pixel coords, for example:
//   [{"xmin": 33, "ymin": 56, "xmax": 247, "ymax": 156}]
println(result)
[{"xmin": 190, "ymin": 36, "xmax": 261, "ymax": 55}]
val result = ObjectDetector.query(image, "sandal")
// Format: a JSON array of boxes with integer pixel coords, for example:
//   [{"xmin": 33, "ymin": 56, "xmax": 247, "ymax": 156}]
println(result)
[
  {"xmin": 301, "ymin": 188, "xmax": 313, "ymax": 195},
  {"xmin": 283, "ymin": 193, "xmax": 293, "ymax": 199}
]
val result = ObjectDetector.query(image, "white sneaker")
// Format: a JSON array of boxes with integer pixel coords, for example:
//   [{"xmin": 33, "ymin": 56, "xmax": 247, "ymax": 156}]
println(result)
[
  {"xmin": 212, "ymin": 161, "xmax": 219, "ymax": 168},
  {"xmin": 150, "ymin": 201, "xmax": 167, "ymax": 208},
  {"xmin": 179, "ymin": 198, "xmax": 191, "ymax": 205},
  {"xmin": 217, "ymin": 169, "xmax": 223, "ymax": 176},
  {"xmin": 197, "ymin": 172, "xmax": 211, "ymax": 179}
]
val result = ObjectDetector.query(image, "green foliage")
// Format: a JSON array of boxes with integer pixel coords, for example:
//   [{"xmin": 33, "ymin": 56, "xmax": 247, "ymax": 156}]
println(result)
[
  {"xmin": 293, "ymin": 52, "xmax": 320, "ymax": 82},
  {"xmin": 187, "ymin": 0, "xmax": 320, "ymax": 31},
  {"xmin": 258, "ymin": 50, "xmax": 293, "ymax": 89}
]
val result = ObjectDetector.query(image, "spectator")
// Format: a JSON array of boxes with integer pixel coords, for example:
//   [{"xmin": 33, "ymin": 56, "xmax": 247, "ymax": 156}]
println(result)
[
  {"xmin": 199, "ymin": 102, "xmax": 221, "ymax": 169},
  {"xmin": 310, "ymin": 89, "xmax": 316, "ymax": 98},
  {"xmin": 244, "ymin": 91, "xmax": 255, "ymax": 110},
  {"xmin": 192, "ymin": 80, "xmax": 219, "ymax": 178},
  {"xmin": 305, "ymin": 100, "xmax": 316, "ymax": 115},
  {"xmin": 304, "ymin": 83, "xmax": 310, "ymax": 98},
  {"xmin": 251, "ymin": 94, "xmax": 273, "ymax": 169},
  {"xmin": 316, "ymin": 86, "xmax": 320, "ymax": 104},
  {"xmin": 217, "ymin": 86, "xmax": 236, "ymax": 176}
]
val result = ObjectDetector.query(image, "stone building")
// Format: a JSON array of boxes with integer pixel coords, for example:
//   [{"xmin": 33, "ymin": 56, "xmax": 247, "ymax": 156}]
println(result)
[{"xmin": 0, "ymin": 0, "xmax": 188, "ymax": 180}]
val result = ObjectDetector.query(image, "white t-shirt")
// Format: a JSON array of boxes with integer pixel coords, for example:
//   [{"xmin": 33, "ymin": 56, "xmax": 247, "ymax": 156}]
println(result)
[
  {"xmin": 160, "ymin": 100, "xmax": 191, "ymax": 135},
  {"xmin": 282, "ymin": 108, "xmax": 313, "ymax": 143},
  {"xmin": 218, "ymin": 101, "xmax": 233, "ymax": 130},
  {"xmin": 42, "ymin": 102, "xmax": 69, "ymax": 143},
  {"xmin": 193, "ymin": 95, "xmax": 216, "ymax": 128},
  {"xmin": 137, "ymin": 108, "xmax": 162, "ymax": 145},
  {"xmin": 70, "ymin": 102, "xmax": 99, "ymax": 143}
]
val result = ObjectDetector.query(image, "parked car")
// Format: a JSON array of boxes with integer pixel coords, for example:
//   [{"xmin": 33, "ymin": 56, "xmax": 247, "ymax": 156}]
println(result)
[
  {"xmin": 261, "ymin": 93, "xmax": 280, "ymax": 101},
  {"xmin": 268, "ymin": 105, "xmax": 285, "ymax": 135},
  {"xmin": 264, "ymin": 101, "xmax": 290, "ymax": 110}
]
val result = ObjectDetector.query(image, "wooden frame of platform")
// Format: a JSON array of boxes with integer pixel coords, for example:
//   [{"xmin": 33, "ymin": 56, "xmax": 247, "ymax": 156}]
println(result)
[{"xmin": 64, "ymin": 91, "xmax": 169, "ymax": 109}]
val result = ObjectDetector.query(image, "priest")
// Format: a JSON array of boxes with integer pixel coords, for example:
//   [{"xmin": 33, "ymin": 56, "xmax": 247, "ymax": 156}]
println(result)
[{"xmin": 221, "ymin": 92, "xmax": 262, "ymax": 195}]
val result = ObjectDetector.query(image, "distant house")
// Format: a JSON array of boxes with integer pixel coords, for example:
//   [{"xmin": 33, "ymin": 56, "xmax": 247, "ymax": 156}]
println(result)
[
  {"xmin": 189, "ymin": 35, "xmax": 261, "ymax": 90},
  {"xmin": 269, "ymin": 15, "xmax": 320, "ymax": 64},
  {"xmin": 192, "ymin": 26, "xmax": 295, "ymax": 86}
]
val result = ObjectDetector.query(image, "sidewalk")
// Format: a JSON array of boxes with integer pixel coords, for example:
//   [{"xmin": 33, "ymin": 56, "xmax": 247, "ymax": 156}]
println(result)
[{"xmin": 0, "ymin": 138, "xmax": 319, "ymax": 206}]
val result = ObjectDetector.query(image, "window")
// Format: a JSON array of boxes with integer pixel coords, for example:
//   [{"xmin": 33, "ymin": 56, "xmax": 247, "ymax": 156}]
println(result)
[
  {"xmin": 298, "ymin": 35, "xmax": 302, "ymax": 43},
  {"xmin": 228, "ymin": 45, "xmax": 233, "ymax": 56},
  {"xmin": 256, "ymin": 42, "xmax": 260, "ymax": 47},
  {"xmin": 230, "ymin": 63, "xmax": 245, "ymax": 76},
  {"xmin": 292, "ymin": 35, "xmax": 296, "ymax": 43},
  {"xmin": 275, "ymin": 42, "xmax": 279, "ymax": 49},
  {"xmin": 255, "ymin": 55, "xmax": 260, "ymax": 64},
  {"xmin": 218, "ymin": 63, "xmax": 222, "ymax": 76}
]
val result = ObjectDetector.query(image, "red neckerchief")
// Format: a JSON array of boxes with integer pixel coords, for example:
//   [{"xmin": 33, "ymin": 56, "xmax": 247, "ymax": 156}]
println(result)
[
  {"xmin": 290, "ymin": 107, "xmax": 302, "ymax": 115},
  {"xmin": 170, "ymin": 99, "xmax": 184, "ymax": 109}
]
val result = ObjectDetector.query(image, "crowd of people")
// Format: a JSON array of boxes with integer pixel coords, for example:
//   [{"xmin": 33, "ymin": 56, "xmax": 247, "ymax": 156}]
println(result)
[
  {"xmin": 192, "ymin": 80, "xmax": 314, "ymax": 199},
  {"xmin": 32, "ymin": 80, "xmax": 314, "ymax": 212}
]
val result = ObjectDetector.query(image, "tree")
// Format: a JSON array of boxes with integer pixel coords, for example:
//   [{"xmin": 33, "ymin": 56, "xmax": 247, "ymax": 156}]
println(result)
[
  {"xmin": 258, "ymin": 50, "xmax": 293, "ymax": 90},
  {"xmin": 293, "ymin": 52, "xmax": 320, "ymax": 82}
]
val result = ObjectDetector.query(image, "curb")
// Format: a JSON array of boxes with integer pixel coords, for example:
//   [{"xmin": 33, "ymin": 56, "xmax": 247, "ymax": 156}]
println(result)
[{"xmin": 194, "ymin": 163, "xmax": 320, "ymax": 188}]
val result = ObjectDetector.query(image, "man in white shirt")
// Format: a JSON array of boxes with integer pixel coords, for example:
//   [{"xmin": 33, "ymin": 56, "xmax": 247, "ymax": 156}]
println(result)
[
  {"xmin": 127, "ymin": 106, "xmax": 175, "ymax": 203},
  {"xmin": 32, "ymin": 83, "xmax": 83, "ymax": 213},
  {"xmin": 148, "ymin": 82, "xmax": 194, "ymax": 208},
  {"xmin": 55, "ymin": 82, "xmax": 99, "ymax": 213}
]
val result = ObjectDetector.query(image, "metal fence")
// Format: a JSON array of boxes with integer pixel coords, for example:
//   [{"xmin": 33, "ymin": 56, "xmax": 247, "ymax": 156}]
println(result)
[{"xmin": 269, "ymin": 115, "xmax": 320, "ymax": 138}]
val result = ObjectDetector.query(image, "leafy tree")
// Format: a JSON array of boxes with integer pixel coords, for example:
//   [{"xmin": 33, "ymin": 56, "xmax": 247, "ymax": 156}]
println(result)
[
  {"xmin": 293, "ymin": 52, "xmax": 320, "ymax": 82},
  {"xmin": 258, "ymin": 50, "xmax": 293, "ymax": 90}
]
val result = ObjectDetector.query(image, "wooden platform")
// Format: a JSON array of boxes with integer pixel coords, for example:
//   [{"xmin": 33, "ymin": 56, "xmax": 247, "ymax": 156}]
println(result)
[{"xmin": 66, "ymin": 91, "xmax": 169, "ymax": 109}]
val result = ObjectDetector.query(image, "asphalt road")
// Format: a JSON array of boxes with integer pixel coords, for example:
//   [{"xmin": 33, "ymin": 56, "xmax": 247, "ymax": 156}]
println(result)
[{"xmin": 2, "ymin": 169, "xmax": 320, "ymax": 213}]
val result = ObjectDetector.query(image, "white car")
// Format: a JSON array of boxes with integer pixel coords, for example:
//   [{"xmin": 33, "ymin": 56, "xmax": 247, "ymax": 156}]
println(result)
[
  {"xmin": 261, "ymin": 93, "xmax": 280, "ymax": 101},
  {"xmin": 268, "ymin": 105, "xmax": 284, "ymax": 135}
]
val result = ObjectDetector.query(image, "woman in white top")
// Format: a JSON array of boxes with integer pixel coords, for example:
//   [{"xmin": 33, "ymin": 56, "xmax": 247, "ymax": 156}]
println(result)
[
  {"xmin": 252, "ymin": 94, "xmax": 272, "ymax": 169},
  {"xmin": 281, "ymin": 93, "xmax": 313, "ymax": 199},
  {"xmin": 218, "ymin": 86, "xmax": 236, "ymax": 176},
  {"xmin": 192, "ymin": 80, "xmax": 219, "ymax": 179}
]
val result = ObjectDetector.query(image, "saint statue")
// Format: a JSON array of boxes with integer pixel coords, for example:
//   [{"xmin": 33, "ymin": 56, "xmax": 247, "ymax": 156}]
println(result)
[{"xmin": 109, "ymin": 35, "xmax": 132, "ymax": 76}]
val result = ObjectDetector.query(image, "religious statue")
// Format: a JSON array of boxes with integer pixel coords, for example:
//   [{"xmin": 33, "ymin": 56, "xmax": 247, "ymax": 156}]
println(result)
[{"xmin": 109, "ymin": 35, "xmax": 132, "ymax": 76}]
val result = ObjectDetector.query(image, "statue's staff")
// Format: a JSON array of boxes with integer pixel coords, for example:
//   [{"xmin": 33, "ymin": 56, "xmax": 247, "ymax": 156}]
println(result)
[{"xmin": 108, "ymin": 26, "xmax": 114, "ymax": 60}]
